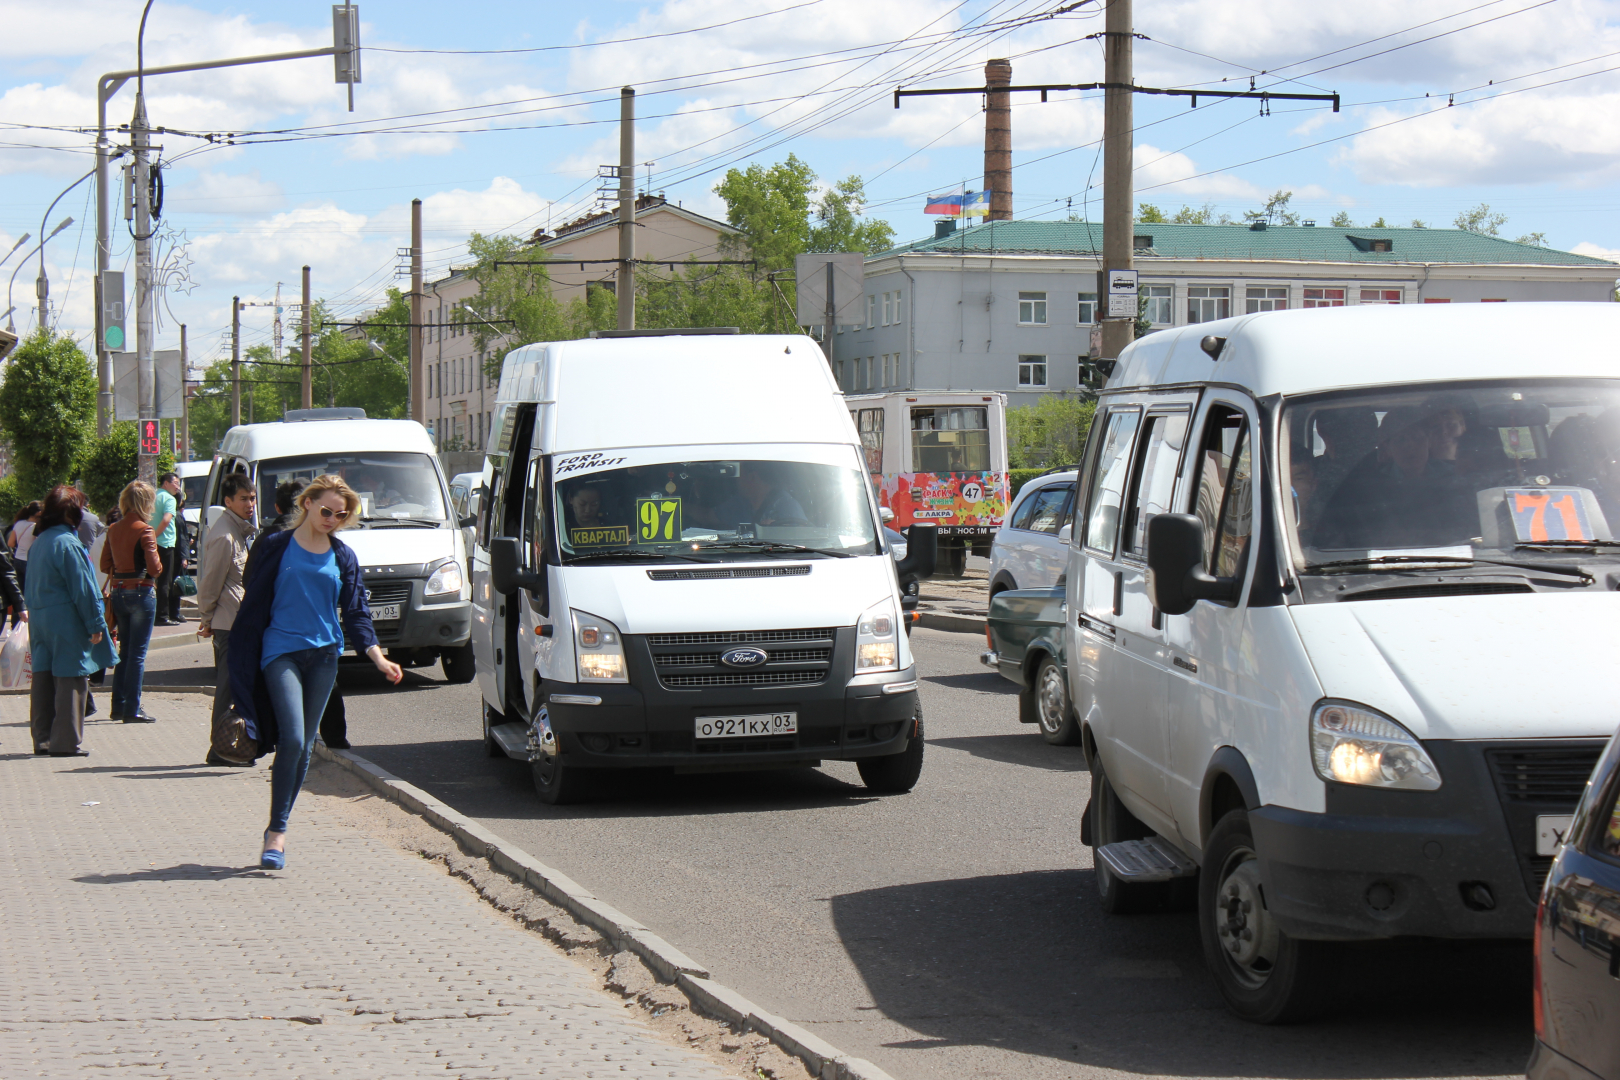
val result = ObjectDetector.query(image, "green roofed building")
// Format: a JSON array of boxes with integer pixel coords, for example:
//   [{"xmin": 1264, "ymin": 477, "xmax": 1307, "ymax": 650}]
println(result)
[{"xmin": 830, "ymin": 220, "xmax": 1618, "ymax": 405}]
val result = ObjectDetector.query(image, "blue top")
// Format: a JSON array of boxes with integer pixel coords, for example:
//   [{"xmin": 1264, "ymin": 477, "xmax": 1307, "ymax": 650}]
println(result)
[
  {"xmin": 260, "ymin": 538, "xmax": 343, "ymax": 667},
  {"xmin": 152, "ymin": 489, "xmax": 177, "ymax": 548}
]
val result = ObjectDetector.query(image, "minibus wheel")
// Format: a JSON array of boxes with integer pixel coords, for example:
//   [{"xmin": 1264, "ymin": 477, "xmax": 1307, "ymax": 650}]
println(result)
[
  {"xmin": 442, "ymin": 642, "xmax": 476, "ymax": 684},
  {"xmin": 1034, "ymin": 656, "xmax": 1080, "ymax": 746},
  {"xmin": 1090, "ymin": 759, "xmax": 1166, "ymax": 914},
  {"xmin": 856, "ymin": 701, "xmax": 925, "ymax": 793},
  {"xmin": 1199, "ymin": 809, "xmax": 1336, "ymax": 1023}
]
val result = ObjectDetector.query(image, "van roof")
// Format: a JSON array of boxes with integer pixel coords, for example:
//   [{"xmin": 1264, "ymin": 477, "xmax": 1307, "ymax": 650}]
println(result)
[
  {"xmin": 1109, "ymin": 302, "xmax": 1620, "ymax": 398},
  {"xmin": 217, "ymin": 418, "xmax": 436, "ymax": 460},
  {"xmin": 496, "ymin": 333, "xmax": 849, "ymax": 453}
]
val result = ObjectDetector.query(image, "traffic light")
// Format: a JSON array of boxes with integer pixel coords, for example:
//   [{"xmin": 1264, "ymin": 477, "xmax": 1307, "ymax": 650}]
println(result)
[
  {"xmin": 139, "ymin": 419, "xmax": 160, "ymax": 456},
  {"xmin": 100, "ymin": 270, "xmax": 126, "ymax": 351}
]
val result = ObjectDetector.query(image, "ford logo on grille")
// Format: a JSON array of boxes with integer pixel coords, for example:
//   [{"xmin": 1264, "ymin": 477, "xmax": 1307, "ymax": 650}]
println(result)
[{"xmin": 720, "ymin": 647, "xmax": 768, "ymax": 668}]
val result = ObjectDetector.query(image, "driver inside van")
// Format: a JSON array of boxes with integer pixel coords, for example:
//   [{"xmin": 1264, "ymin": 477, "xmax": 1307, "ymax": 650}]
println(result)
[
  {"xmin": 702, "ymin": 463, "xmax": 808, "ymax": 531},
  {"xmin": 565, "ymin": 485, "xmax": 609, "ymax": 529}
]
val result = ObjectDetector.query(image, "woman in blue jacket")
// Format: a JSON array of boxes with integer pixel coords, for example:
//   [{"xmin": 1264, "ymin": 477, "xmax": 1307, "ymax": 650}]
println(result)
[
  {"xmin": 26, "ymin": 486, "xmax": 117, "ymax": 756},
  {"xmin": 228, "ymin": 475, "xmax": 402, "ymax": 869}
]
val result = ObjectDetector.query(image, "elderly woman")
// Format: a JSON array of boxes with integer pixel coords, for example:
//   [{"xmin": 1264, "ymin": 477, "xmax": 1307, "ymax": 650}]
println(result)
[{"xmin": 26, "ymin": 486, "xmax": 116, "ymax": 757}]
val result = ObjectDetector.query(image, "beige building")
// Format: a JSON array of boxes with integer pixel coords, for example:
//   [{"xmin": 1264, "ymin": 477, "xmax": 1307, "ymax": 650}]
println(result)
[{"xmin": 530, "ymin": 195, "xmax": 737, "ymax": 305}]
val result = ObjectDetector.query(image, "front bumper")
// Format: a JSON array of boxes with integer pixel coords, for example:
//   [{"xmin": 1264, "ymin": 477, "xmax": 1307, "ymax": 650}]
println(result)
[
  {"xmin": 540, "ymin": 627, "xmax": 918, "ymax": 770},
  {"xmin": 353, "ymin": 571, "xmax": 471, "ymax": 651},
  {"xmin": 1250, "ymin": 739, "xmax": 1607, "ymax": 941},
  {"xmin": 1528, "ymin": 1040, "xmax": 1606, "ymax": 1080}
]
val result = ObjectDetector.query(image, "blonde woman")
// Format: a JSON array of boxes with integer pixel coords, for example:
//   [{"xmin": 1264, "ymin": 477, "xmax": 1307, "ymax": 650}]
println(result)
[
  {"xmin": 228, "ymin": 475, "xmax": 402, "ymax": 869},
  {"xmin": 98, "ymin": 481, "xmax": 164, "ymax": 722}
]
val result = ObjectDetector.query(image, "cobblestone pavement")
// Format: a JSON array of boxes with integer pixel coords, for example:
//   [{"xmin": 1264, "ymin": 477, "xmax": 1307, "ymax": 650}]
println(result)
[{"xmin": 0, "ymin": 692, "xmax": 732, "ymax": 1080}]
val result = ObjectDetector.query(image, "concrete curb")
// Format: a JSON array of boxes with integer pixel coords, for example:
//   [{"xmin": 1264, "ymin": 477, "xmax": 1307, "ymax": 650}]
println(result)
[
  {"xmin": 314, "ymin": 742, "xmax": 899, "ymax": 1080},
  {"xmin": 1, "ymin": 682, "xmax": 212, "ymax": 697},
  {"xmin": 915, "ymin": 611, "xmax": 984, "ymax": 635}
]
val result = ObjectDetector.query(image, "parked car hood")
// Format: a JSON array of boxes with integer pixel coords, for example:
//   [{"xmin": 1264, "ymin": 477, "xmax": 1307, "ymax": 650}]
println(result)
[{"xmin": 1289, "ymin": 593, "xmax": 1619, "ymax": 741}]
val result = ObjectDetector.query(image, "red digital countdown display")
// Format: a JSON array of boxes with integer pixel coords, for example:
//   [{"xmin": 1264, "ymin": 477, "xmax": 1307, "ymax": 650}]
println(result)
[{"xmin": 139, "ymin": 420, "xmax": 160, "ymax": 456}]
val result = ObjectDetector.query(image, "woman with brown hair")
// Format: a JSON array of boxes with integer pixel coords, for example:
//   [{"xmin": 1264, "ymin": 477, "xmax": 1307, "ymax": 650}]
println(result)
[
  {"xmin": 9, "ymin": 500, "xmax": 42, "ymax": 590},
  {"xmin": 229, "ymin": 475, "xmax": 402, "ymax": 869},
  {"xmin": 25, "ymin": 486, "xmax": 116, "ymax": 756},
  {"xmin": 99, "ymin": 481, "xmax": 165, "ymax": 723}
]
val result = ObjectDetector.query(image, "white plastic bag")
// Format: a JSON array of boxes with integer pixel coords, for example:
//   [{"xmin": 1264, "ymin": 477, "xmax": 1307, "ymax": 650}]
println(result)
[{"xmin": 0, "ymin": 622, "xmax": 31, "ymax": 691}]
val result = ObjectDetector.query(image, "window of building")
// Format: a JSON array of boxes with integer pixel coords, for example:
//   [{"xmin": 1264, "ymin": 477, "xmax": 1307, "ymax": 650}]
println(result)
[
  {"xmin": 893, "ymin": 291, "xmax": 903, "ymax": 324},
  {"xmin": 1018, "ymin": 291, "xmax": 1048, "ymax": 325},
  {"xmin": 1482, "ymin": 298, "xmax": 1507, "ymax": 303},
  {"xmin": 867, "ymin": 356, "xmax": 875, "ymax": 389},
  {"xmin": 856, "ymin": 408, "xmax": 884, "ymax": 473},
  {"xmin": 911, "ymin": 406, "xmax": 990, "ymax": 472},
  {"xmin": 1360, "ymin": 288, "xmax": 1402, "ymax": 304},
  {"xmin": 1303, "ymin": 287, "xmax": 1346, "ymax": 308},
  {"xmin": 867, "ymin": 295, "xmax": 876, "ymax": 328},
  {"xmin": 1187, "ymin": 285, "xmax": 1231, "ymax": 324},
  {"xmin": 1245, "ymin": 286, "xmax": 1288, "ymax": 313},
  {"xmin": 1423, "ymin": 298, "xmax": 1451, "ymax": 304},
  {"xmin": 1141, "ymin": 284, "xmax": 1174, "ymax": 325},
  {"xmin": 1018, "ymin": 355, "xmax": 1048, "ymax": 387},
  {"xmin": 1078, "ymin": 292, "xmax": 1099, "ymax": 324},
  {"xmin": 881, "ymin": 292, "xmax": 892, "ymax": 325}
]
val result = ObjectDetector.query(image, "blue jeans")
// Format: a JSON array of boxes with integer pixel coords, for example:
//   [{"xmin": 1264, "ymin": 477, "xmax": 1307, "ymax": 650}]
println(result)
[
  {"xmin": 264, "ymin": 645, "xmax": 340, "ymax": 833},
  {"xmin": 109, "ymin": 586, "xmax": 156, "ymax": 718}
]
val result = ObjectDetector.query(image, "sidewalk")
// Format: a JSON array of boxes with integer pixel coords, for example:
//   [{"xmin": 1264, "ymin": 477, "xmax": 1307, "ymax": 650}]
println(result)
[{"xmin": 0, "ymin": 693, "xmax": 737, "ymax": 1079}]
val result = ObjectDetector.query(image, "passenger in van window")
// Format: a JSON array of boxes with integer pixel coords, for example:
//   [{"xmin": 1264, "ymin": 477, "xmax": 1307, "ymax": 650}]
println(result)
[
  {"xmin": 564, "ymin": 485, "xmax": 609, "ymax": 530},
  {"xmin": 1425, "ymin": 406, "xmax": 1468, "ymax": 463},
  {"xmin": 1309, "ymin": 407, "xmax": 1378, "ymax": 515},
  {"xmin": 1314, "ymin": 407, "xmax": 1477, "ymax": 549},
  {"xmin": 1549, "ymin": 413, "xmax": 1620, "ymax": 522},
  {"xmin": 710, "ymin": 462, "xmax": 809, "ymax": 530}
]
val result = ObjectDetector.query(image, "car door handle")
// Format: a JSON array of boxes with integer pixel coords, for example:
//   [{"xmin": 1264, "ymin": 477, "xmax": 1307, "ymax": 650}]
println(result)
[
  {"xmin": 1078, "ymin": 614, "xmax": 1116, "ymax": 639},
  {"xmin": 1173, "ymin": 655, "xmax": 1198, "ymax": 674}
]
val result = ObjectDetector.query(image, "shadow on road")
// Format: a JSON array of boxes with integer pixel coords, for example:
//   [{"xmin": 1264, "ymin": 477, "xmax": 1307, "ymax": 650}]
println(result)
[
  {"xmin": 921, "ymin": 671, "xmax": 1017, "ymax": 695},
  {"xmin": 75, "ymin": 863, "xmax": 269, "ymax": 884},
  {"xmin": 930, "ymin": 733, "xmax": 1088, "ymax": 773},
  {"xmin": 829, "ymin": 868, "xmax": 1529, "ymax": 1078}
]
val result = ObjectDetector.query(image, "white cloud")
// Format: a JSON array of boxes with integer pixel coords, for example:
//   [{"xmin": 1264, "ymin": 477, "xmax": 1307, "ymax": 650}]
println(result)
[
  {"xmin": 1571, "ymin": 241, "xmax": 1620, "ymax": 263},
  {"xmin": 168, "ymin": 169, "xmax": 284, "ymax": 214}
]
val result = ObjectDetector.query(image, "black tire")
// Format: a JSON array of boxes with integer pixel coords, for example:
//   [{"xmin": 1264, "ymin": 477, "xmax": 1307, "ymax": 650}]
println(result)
[
  {"xmin": 441, "ymin": 642, "xmax": 476, "ymax": 684},
  {"xmin": 1089, "ymin": 757, "xmax": 1169, "ymax": 914},
  {"xmin": 943, "ymin": 545, "xmax": 968, "ymax": 578},
  {"xmin": 483, "ymin": 702, "xmax": 504, "ymax": 758},
  {"xmin": 857, "ymin": 701, "xmax": 925, "ymax": 793},
  {"xmin": 1033, "ymin": 656, "xmax": 1080, "ymax": 746},
  {"xmin": 1199, "ymin": 809, "xmax": 1337, "ymax": 1024}
]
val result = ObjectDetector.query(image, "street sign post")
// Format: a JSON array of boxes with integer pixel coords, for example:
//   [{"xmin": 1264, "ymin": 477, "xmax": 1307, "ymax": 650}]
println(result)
[{"xmin": 1105, "ymin": 269, "xmax": 1139, "ymax": 318}]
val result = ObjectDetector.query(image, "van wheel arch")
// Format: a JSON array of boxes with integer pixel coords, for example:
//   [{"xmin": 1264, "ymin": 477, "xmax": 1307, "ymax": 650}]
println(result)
[
  {"xmin": 1200, "ymin": 747, "xmax": 1261, "ymax": 846},
  {"xmin": 989, "ymin": 572, "xmax": 1018, "ymax": 597}
]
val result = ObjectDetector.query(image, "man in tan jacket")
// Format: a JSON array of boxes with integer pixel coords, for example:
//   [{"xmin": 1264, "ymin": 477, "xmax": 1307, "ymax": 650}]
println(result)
[{"xmin": 196, "ymin": 472, "xmax": 257, "ymax": 766}]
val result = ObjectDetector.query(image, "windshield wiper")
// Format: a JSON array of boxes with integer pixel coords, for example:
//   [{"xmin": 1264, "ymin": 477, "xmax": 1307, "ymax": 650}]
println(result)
[
  {"xmin": 1302, "ymin": 555, "xmax": 1594, "ymax": 584},
  {"xmin": 562, "ymin": 548, "xmax": 707, "ymax": 563},
  {"xmin": 1515, "ymin": 539, "xmax": 1620, "ymax": 550},
  {"xmin": 697, "ymin": 540, "xmax": 854, "ymax": 558}
]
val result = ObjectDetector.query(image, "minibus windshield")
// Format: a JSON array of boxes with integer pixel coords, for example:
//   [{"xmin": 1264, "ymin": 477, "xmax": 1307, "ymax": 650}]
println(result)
[
  {"xmin": 257, "ymin": 452, "xmax": 448, "ymax": 522},
  {"xmin": 1280, "ymin": 380, "xmax": 1620, "ymax": 570},
  {"xmin": 555, "ymin": 458, "xmax": 878, "ymax": 561}
]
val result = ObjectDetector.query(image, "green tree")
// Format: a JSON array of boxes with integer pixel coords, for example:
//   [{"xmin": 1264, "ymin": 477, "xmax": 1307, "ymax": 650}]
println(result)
[
  {"xmin": 1515, "ymin": 231, "xmax": 1548, "ymax": 247},
  {"xmin": 1410, "ymin": 218, "xmax": 1429, "ymax": 228},
  {"xmin": 0, "ymin": 329, "xmax": 96, "ymax": 498},
  {"xmin": 1172, "ymin": 202, "xmax": 1221, "ymax": 225},
  {"xmin": 714, "ymin": 155, "xmax": 819, "ymax": 271},
  {"xmin": 1330, "ymin": 210, "xmax": 1354, "ymax": 227},
  {"xmin": 77, "ymin": 422, "xmax": 175, "ymax": 514},
  {"xmin": 1454, "ymin": 203, "xmax": 1507, "ymax": 235},
  {"xmin": 808, "ymin": 176, "xmax": 895, "ymax": 255},
  {"xmin": 464, "ymin": 232, "xmax": 616, "ymax": 383},
  {"xmin": 1006, "ymin": 396, "xmax": 1097, "ymax": 469},
  {"xmin": 1371, "ymin": 216, "xmax": 1389, "ymax": 228},
  {"xmin": 1137, "ymin": 203, "xmax": 1167, "ymax": 223},
  {"xmin": 1244, "ymin": 191, "xmax": 1300, "ymax": 226}
]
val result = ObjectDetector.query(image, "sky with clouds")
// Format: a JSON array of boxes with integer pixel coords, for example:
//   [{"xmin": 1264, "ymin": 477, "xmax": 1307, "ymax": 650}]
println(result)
[{"xmin": 4, "ymin": 0, "xmax": 1620, "ymax": 369}]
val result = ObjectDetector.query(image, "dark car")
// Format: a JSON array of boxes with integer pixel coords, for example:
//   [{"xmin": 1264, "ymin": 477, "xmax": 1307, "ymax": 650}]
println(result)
[
  {"xmin": 980, "ymin": 583, "xmax": 1076, "ymax": 745},
  {"xmin": 1531, "ymin": 726, "xmax": 1620, "ymax": 1080}
]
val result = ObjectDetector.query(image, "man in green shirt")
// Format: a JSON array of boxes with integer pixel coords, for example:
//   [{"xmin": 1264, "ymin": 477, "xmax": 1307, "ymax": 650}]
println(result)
[{"xmin": 152, "ymin": 472, "xmax": 183, "ymax": 626}]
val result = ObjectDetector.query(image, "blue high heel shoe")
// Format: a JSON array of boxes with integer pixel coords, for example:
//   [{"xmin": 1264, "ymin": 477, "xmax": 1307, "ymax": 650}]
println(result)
[{"xmin": 260, "ymin": 832, "xmax": 285, "ymax": 870}]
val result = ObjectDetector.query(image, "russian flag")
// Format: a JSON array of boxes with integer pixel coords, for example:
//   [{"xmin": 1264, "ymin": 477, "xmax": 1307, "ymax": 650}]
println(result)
[{"xmin": 925, "ymin": 186, "xmax": 964, "ymax": 215}]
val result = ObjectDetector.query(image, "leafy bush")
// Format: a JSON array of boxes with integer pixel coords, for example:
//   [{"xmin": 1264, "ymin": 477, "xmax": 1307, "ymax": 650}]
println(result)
[
  {"xmin": 1009, "ymin": 468, "xmax": 1046, "ymax": 502},
  {"xmin": 0, "ymin": 329, "xmax": 96, "ymax": 496},
  {"xmin": 76, "ymin": 422, "xmax": 174, "ymax": 515},
  {"xmin": 1006, "ymin": 395, "xmax": 1096, "ymax": 469}
]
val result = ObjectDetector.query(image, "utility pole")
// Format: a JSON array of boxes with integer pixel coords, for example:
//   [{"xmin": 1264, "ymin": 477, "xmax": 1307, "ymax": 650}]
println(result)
[
  {"xmin": 1100, "ymin": 0, "xmax": 1134, "ymax": 361},
  {"xmin": 133, "ymin": 89, "xmax": 156, "ymax": 486},
  {"xmin": 230, "ymin": 296, "xmax": 241, "ymax": 427},
  {"xmin": 617, "ymin": 87, "xmax": 636, "ymax": 331},
  {"xmin": 179, "ymin": 322, "xmax": 188, "ymax": 461},
  {"xmin": 823, "ymin": 262, "xmax": 835, "ymax": 362},
  {"xmin": 272, "ymin": 282, "xmax": 283, "ymax": 363},
  {"xmin": 300, "ymin": 265, "xmax": 313, "ymax": 409},
  {"xmin": 409, "ymin": 199, "xmax": 424, "ymax": 423}
]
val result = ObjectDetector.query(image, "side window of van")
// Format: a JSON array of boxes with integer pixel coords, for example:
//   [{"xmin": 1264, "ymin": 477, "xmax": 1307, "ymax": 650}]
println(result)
[
  {"xmin": 479, "ymin": 457, "xmax": 504, "ymax": 548},
  {"xmin": 1122, "ymin": 412, "xmax": 1190, "ymax": 556},
  {"xmin": 1082, "ymin": 409, "xmax": 1142, "ymax": 554},
  {"xmin": 1191, "ymin": 407, "xmax": 1255, "ymax": 578}
]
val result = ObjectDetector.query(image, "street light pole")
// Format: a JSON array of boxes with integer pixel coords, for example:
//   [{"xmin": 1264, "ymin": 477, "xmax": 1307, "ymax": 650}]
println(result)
[
  {"xmin": 36, "ymin": 168, "xmax": 95, "ymax": 332},
  {"xmin": 6, "ymin": 219, "xmax": 72, "ymax": 335}
]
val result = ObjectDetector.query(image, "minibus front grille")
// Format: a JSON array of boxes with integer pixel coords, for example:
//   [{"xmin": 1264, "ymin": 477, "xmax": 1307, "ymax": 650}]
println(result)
[
  {"xmin": 362, "ymin": 580, "xmax": 413, "ymax": 644},
  {"xmin": 661, "ymin": 671, "xmax": 826, "ymax": 688},
  {"xmin": 646, "ymin": 566, "xmax": 811, "ymax": 581},
  {"xmin": 1483, "ymin": 742, "xmax": 1607, "ymax": 899},
  {"xmin": 655, "ymin": 648, "xmax": 832, "ymax": 668},
  {"xmin": 642, "ymin": 627, "xmax": 838, "ymax": 691}
]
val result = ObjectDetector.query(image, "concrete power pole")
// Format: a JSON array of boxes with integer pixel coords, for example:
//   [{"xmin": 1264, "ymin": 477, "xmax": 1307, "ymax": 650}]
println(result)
[
  {"xmin": 410, "ymin": 199, "xmax": 424, "ymax": 424},
  {"xmin": 179, "ymin": 323, "xmax": 188, "ymax": 461},
  {"xmin": 617, "ymin": 87, "xmax": 636, "ymax": 331},
  {"xmin": 1100, "ymin": 0, "xmax": 1135, "ymax": 361},
  {"xmin": 984, "ymin": 59, "xmax": 1013, "ymax": 222},
  {"xmin": 230, "ymin": 296, "xmax": 241, "ymax": 428},
  {"xmin": 133, "ymin": 91, "xmax": 156, "ymax": 485},
  {"xmin": 300, "ymin": 265, "xmax": 313, "ymax": 409}
]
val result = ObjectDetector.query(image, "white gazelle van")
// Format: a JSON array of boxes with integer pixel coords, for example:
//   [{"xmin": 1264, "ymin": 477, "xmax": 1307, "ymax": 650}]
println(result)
[
  {"xmin": 200, "ymin": 409, "xmax": 475, "ymax": 680},
  {"xmin": 1067, "ymin": 303, "xmax": 1620, "ymax": 1023},
  {"xmin": 472, "ymin": 330, "xmax": 936, "ymax": 805}
]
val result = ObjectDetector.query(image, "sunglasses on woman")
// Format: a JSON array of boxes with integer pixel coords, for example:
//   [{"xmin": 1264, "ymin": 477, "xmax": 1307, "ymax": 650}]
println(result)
[{"xmin": 317, "ymin": 506, "xmax": 350, "ymax": 522}]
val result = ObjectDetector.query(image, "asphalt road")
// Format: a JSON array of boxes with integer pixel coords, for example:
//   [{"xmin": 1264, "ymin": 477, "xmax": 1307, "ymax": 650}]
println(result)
[{"xmin": 146, "ymin": 628, "xmax": 1532, "ymax": 1080}]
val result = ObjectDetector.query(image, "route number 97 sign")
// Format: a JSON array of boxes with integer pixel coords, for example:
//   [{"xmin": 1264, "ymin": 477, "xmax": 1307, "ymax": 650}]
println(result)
[{"xmin": 637, "ymin": 497, "xmax": 682, "ymax": 543}]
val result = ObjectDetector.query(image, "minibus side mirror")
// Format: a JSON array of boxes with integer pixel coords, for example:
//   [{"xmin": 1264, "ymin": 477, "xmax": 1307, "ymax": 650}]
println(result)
[
  {"xmin": 489, "ymin": 536, "xmax": 544, "ymax": 596},
  {"xmin": 459, "ymin": 514, "xmax": 476, "ymax": 529},
  {"xmin": 894, "ymin": 523, "xmax": 937, "ymax": 583},
  {"xmin": 1146, "ymin": 514, "xmax": 1239, "ymax": 615}
]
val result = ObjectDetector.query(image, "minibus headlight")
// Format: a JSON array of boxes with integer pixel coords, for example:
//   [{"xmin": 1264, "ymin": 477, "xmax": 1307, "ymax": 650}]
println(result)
[
  {"xmin": 424, "ymin": 559, "xmax": 463, "ymax": 596},
  {"xmin": 856, "ymin": 598, "xmax": 899, "ymax": 672},
  {"xmin": 1310, "ymin": 700, "xmax": 1441, "ymax": 790},
  {"xmin": 571, "ymin": 609, "xmax": 628, "ymax": 682}
]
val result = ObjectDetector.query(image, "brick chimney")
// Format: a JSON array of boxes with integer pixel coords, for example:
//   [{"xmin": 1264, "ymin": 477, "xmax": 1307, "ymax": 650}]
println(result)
[{"xmin": 984, "ymin": 58, "xmax": 1013, "ymax": 221}]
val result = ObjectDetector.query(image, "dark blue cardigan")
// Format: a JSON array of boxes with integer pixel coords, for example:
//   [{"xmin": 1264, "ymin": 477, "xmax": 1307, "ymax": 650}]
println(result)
[{"xmin": 228, "ymin": 528, "xmax": 377, "ymax": 750}]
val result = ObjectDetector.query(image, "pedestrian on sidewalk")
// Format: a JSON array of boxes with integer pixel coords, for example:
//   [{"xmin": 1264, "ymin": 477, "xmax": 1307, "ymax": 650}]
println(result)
[
  {"xmin": 98, "ymin": 482, "xmax": 164, "ymax": 724},
  {"xmin": 9, "ymin": 501, "xmax": 41, "ymax": 591},
  {"xmin": 0, "ymin": 542, "xmax": 26, "ymax": 629},
  {"xmin": 26, "ymin": 487, "xmax": 117, "ymax": 757},
  {"xmin": 152, "ymin": 472, "xmax": 183, "ymax": 626},
  {"xmin": 196, "ymin": 472, "xmax": 257, "ymax": 767},
  {"xmin": 258, "ymin": 478, "xmax": 351, "ymax": 749},
  {"xmin": 229, "ymin": 475, "xmax": 402, "ymax": 869}
]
